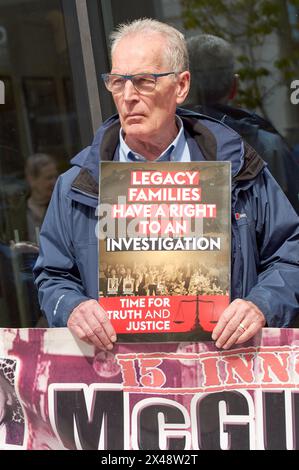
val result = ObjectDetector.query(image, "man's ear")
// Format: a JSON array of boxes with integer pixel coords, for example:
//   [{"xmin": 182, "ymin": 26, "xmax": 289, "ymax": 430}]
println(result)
[
  {"xmin": 176, "ymin": 71, "xmax": 191, "ymax": 104},
  {"xmin": 228, "ymin": 74, "xmax": 238, "ymax": 101}
]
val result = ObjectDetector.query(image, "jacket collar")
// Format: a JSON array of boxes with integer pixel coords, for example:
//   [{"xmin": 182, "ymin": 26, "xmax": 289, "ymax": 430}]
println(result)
[{"xmin": 70, "ymin": 108, "xmax": 265, "ymax": 200}]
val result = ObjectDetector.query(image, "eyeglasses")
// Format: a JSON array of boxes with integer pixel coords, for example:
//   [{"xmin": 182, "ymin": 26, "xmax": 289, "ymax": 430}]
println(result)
[{"xmin": 101, "ymin": 72, "xmax": 177, "ymax": 94}]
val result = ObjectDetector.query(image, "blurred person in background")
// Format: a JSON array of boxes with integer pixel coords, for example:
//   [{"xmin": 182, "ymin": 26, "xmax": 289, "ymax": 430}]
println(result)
[
  {"xmin": 0, "ymin": 153, "xmax": 58, "ymax": 245},
  {"xmin": 0, "ymin": 153, "xmax": 57, "ymax": 327},
  {"xmin": 24, "ymin": 153, "xmax": 58, "ymax": 245},
  {"xmin": 186, "ymin": 34, "xmax": 299, "ymax": 214}
]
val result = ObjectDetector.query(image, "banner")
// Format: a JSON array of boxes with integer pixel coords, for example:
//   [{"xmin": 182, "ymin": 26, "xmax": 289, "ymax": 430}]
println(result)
[{"xmin": 0, "ymin": 327, "xmax": 298, "ymax": 450}]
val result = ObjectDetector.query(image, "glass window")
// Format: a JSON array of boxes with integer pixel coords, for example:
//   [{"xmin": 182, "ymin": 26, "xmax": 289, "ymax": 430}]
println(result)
[
  {"xmin": 100, "ymin": 0, "xmax": 299, "ymax": 206},
  {"xmin": 99, "ymin": 0, "xmax": 298, "ymax": 147},
  {"xmin": 0, "ymin": 0, "xmax": 82, "ymax": 327}
]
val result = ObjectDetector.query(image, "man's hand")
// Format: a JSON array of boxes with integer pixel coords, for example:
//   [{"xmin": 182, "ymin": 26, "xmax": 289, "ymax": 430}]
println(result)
[
  {"xmin": 212, "ymin": 299, "xmax": 266, "ymax": 349},
  {"xmin": 67, "ymin": 299, "xmax": 117, "ymax": 350}
]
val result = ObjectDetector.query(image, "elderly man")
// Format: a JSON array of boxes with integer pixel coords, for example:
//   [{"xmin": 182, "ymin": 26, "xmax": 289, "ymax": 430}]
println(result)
[{"xmin": 34, "ymin": 19, "xmax": 299, "ymax": 351}]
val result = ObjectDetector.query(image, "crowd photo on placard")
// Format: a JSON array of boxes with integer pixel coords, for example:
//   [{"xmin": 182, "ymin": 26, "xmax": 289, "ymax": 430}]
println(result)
[{"xmin": 99, "ymin": 261, "xmax": 227, "ymax": 297}]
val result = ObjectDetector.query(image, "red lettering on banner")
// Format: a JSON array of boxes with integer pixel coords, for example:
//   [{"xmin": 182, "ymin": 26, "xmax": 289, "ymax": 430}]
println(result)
[
  {"xmin": 139, "ymin": 358, "xmax": 166, "ymax": 388},
  {"xmin": 201, "ymin": 357, "xmax": 221, "ymax": 387},
  {"xmin": 116, "ymin": 348, "xmax": 296, "ymax": 393},
  {"xmin": 222, "ymin": 354, "xmax": 255, "ymax": 385},
  {"xmin": 259, "ymin": 352, "xmax": 290, "ymax": 383},
  {"xmin": 117, "ymin": 358, "xmax": 138, "ymax": 387},
  {"xmin": 294, "ymin": 352, "xmax": 299, "ymax": 378}
]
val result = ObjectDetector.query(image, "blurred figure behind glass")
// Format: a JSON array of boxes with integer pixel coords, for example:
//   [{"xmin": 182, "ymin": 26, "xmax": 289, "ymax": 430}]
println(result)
[
  {"xmin": 0, "ymin": 153, "xmax": 57, "ymax": 327},
  {"xmin": 25, "ymin": 153, "xmax": 58, "ymax": 244},
  {"xmin": 0, "ymin": 153, "xmax": 58, "ymax": 245},
  {"xmin": 186, "ymin": 34, "xmax": 299, "ymax": 214}
]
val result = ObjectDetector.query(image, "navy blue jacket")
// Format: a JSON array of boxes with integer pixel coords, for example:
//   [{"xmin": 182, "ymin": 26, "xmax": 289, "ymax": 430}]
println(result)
[
  {"xmin": 187, "ymin": 104, "xmax": 299, "ymax": 214},
  {"xmin": 34, "ymin": 109, "xmax": 299, "ymax": 328}
]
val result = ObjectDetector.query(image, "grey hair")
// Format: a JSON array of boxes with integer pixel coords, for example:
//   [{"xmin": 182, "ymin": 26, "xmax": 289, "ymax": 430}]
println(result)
[
  {"xmin": 187, "ymin": 34, "xmax": 235, "ymax": 104},
  {"xmin": 110, "ymin": 18, "xmax": 189, "ymax": 71}
]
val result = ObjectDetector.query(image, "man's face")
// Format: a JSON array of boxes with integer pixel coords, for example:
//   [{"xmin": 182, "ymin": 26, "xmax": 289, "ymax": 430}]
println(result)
[
  {"xmin": 28, "ymin": 163, "xmax": 58, "ymax": 202},
  {"xmin": 111, "ymin": 33, "xmax": 190, "ymax": 146}
]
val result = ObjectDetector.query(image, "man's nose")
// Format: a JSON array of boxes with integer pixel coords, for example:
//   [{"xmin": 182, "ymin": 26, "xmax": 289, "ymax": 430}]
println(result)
[{"xmin": 123, "ymin": 79, "xmax": 138, "ymax": 100}]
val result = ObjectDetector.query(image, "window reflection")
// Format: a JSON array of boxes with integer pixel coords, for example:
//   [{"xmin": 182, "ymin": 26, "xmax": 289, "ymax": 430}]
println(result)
[{"xmin": 0, "ymin": 0, "xmax": 81, "ymax": 327}]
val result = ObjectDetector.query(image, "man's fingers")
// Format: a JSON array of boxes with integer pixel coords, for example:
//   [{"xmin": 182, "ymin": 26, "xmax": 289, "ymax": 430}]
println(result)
[
  {"xmin": 234, "ymin": 322, "xmax": 260, "ymax": 345},
  {"xmin": 82, "ymin": 311, "xmax": 115, "ymax": 350},
  {"xmin": 68, "ymin": 299, "xmax": 117, "ymax": 350},
  {"xmin": 70, "ymin": 321, "xmax": 115, "ymax": 350},
  {"xmin": 213, "ymin": 314, "xmax": 245, "ymax": 349},
  {"xmin": 222, "ymin": 321, "xmax": 261, "ymax": 349},
  {"xmin": 68, "ymin": 324, "xmax": 100, "ymax": 348},
  {"xmin": 220, "ymin": 321, "xmax": 250, "ymax": 349},
  {"xmin": 95, "ymin": 307, "xmax": 117, "ymax": 341},
  {"xmin": 211, "ymin": 302, "xmax": 238, "ymax": 340},
  {"xmin": 212, "ymin": 299, "xmax": 266, "ymax": 349},
  {"xmin": 91, "ymin": 308, "xmax": 117, "ymax": 346}
]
